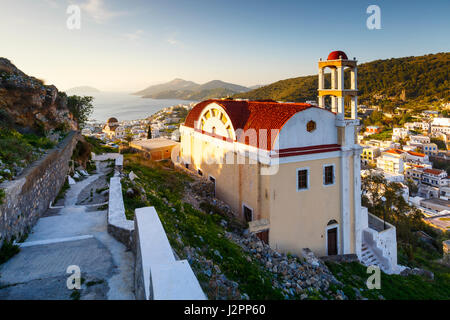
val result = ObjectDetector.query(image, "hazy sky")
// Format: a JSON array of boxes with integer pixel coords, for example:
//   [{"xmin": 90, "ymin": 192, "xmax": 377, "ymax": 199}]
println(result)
[{"xmin": 1, "ymin": 0, "xmax": 449, "ymax": 92}]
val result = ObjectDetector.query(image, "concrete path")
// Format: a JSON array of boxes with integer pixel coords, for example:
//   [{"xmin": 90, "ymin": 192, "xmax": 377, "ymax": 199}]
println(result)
[{"xmin": 0, "ymin": 161, "xmax": 135, "ymax": 300}]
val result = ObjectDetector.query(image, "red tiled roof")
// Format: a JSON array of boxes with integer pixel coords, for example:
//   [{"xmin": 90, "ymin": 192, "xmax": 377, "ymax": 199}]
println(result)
[
  {"xmin": 385, "ymin": 149, "xmax": 405, "ymax": 155},
  {"xmin": 423, "ymin": 168, "xmax": 445, "ymax": 175},
  {"xmin": 407, "ymin": 151, "xmax": 426, "ymax": 157},
  {"xmin": 327, "ymin": 50, "xmax": 348, "ymax": 60},
  {"xmin": 184, "ymin": 99, "xmax": 329, "ymax": 150}
]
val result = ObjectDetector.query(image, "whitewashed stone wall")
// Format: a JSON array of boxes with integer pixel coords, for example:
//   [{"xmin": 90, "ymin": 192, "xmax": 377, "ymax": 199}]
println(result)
[
  {"xmin": 134, "ymin": 207, "xmax": 206, "ymax": 300},
  {"xmin": 364, "ymin": 213, "xmax": 399, "ymax": 273},
  {"xmin": 107, "ymin": 177, "xmax": 134, "ymax": 249}
]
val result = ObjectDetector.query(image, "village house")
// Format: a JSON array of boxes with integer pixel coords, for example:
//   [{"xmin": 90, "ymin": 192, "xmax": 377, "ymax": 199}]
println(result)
[
  {"xmin": 404, "ymin": 122, "xmax": 429, "ymax": 132},
  {"xmin": 420, "ymin": 143, "xmax": 438, "ymax": 156},
  {"xmin": 102, "ymin": 117, "xmax": 125, "ymax": 140},
  {"xmin": 81, "ymin": 128, "xmax": 92, "ymax": 136},
  {"xmin": 405, "ymin": 150, "xmax": 429, "ymax": 164},
  {"xmin": 360, "ymin": 146, "xmax": 380, "ymax": 166},
  {"xmin": 364, "ymin": 125, "xmax": 381, "ymax": 136},
  {"xmin": 421, "ymin": 168, "xmax": 448, "ymax": 188},
  {"xmin": 422, "ymin": 110, "xmax": 440, "ymax": 118},
  {"xmin": 405, "ymin": 165, "xmax": 426, "ymax": 183},
  {"xmin": 177, "ymin": 51, "xmax": 400, "ymax": 273},
  {"xmin": 392, "ymin": 127, "xmax": 410, "ymax": 141},
  {"xmin": 130, "ymin": 137, "xmax": 179, "ymax": 161},
  {"xmin": 376, "ymin": 149, "xmax": 406, "ymax": 174},
  {"xmin": 408, "ymin": 135, "xmax": 430, "ymax": 145}
]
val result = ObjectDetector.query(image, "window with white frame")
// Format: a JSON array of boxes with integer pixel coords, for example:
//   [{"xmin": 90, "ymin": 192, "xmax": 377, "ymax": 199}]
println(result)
[
  {"xmin": 297, "ymin": 168, "xmax": 309, "ymax": 191},
  {"xmin": 323, "ymin": 164, "xmax": 335, "ymax": 185}
]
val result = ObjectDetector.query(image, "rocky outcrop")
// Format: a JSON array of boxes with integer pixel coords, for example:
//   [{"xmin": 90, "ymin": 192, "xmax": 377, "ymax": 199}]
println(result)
[
  {"xmin": 400, "ymin": 267, "xmax": 434, "ymax": 280},
  {"xmin": 0, "ymin": 58, "xmax": 77, "ymax": 133}
]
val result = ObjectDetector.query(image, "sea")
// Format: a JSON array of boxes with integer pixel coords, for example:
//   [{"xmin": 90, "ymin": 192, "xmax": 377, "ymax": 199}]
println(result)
[{"xmin": 87, "ymin": 92, "xmax": 194, "ymax": 123}]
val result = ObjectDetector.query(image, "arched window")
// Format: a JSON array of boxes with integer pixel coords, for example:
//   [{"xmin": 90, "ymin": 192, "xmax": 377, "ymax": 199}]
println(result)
[{"xmin": 327, "ymin": 219, "xmax": 338, "ymax": 226}]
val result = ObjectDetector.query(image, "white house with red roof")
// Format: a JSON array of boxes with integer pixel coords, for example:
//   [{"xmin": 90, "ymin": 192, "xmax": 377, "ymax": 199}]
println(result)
[
  {"xmin": 177, "ymin": 51, "xmax": 401, "ymax": 273},
  {"xmin": 422, "ymin": 168, "xmax": 448, "ymax": 188},
  {"xmin": 405, "ymin": 150, "xmax": 429, "ymax": 164},
  {"xmin": 376, "ymin": 149, "xmax": 406, "ymax": 174}
]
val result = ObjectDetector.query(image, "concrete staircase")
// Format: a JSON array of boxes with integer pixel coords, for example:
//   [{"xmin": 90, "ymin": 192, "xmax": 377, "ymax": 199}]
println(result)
[{"xmin": 360, "ymin": 243, "xmax": 388, "ymax": 272}]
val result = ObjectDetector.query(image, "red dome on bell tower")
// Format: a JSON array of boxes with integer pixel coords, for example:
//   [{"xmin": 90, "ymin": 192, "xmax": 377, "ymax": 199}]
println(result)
[{"xmin": 327, "ymin": 51, "xmax": 348, "ymax": 60}]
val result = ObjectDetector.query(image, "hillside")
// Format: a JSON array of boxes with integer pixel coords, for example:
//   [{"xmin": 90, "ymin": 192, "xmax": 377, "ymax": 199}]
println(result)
[
  {"xmin": 197, "ymin": 80, "xmax": 248, "ymax": 93},
  {"xmin": 0, "ymin": 58, "xmax": 77, "ymax": 133},
  {"xmin": 134, "ymin": 78, "xmax": 250, "ymax": 101},
  {"xmin": 0, "ymin": 58, "xmax": 78, "ymax": 186},
  {"xmin": 234, "ymin": 52, "xmax": 450, "ymax": 110}
]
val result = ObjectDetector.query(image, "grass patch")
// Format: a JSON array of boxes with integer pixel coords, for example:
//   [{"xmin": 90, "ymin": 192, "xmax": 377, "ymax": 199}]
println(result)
[
  {"xmin": 54, "ymin": 177, "xmax": 70, "ymax": 204},
  {"xmin": 86, "ymin": 160, "xmax": 96, "ymax": 174},
  {"xmin": 363, "ymin": 129, "xmax": 393, "ymax": 141},
  {"xmin": 70, "ymin": 290, "xmax": 81, "ymax": 300},
  {"xmin": 0, "ymin": 240, "xmax": 20, "ymax": 265},
  {"xmin": 86, "ymin": 279, "xmax": 105, "ymax": 287},
  {"xmin": 326, "ymin": 261, "xmax": 450, "ymax": 300},
  {"xmin": 0, "ymin": 188, "xmax": 5, "ymax": 205},
  {"xmin": 85, "ymin": 136, "xmax": 118, "ymax": 154},
  {"xmin": 97, "ymin": 204, "xmax": 108, "ymax": 211},
  {"xmin": 0, "ymin": 128, "xmax": 55, "ymax": 182},
  {"xmin": 122, "ymin": 153, "xmax": 283, "ymax": 299},
  {"xmin": 96, "ymin": 187, "xmax": 108, "ymax": 194}
]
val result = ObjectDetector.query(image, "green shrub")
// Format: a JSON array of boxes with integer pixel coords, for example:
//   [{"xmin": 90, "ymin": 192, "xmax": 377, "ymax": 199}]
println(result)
[
  {"xmin": 0, "ymin": 188, "xmax": 5, "ymax": 205},
  {"xmin": 54, "ymin": 177, "xmax": 70, "ymax": 204},
  {"xmin": 0, "ymin": 240, "xmax": 20, "ymax": 265}
]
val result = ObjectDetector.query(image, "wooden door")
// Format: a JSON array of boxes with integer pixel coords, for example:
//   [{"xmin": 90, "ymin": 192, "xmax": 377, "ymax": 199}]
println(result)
[
  {"xmin": 256, "ymin": 230, "xmax": 269, "ymax": 244},
  {"xmin": 327, "ymin": 227, "xmax": 338, "ymax": 255}
]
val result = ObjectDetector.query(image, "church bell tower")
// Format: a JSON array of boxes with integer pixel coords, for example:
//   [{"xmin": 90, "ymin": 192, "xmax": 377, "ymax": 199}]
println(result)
[{"xmin": 318, "ymin": 51, "xmax": 358, "ymax": 121}]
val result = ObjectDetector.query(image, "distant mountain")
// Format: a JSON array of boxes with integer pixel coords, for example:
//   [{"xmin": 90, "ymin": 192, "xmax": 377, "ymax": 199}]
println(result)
[
  {"xmin": 66, "ymin": 86, "xmax": 101, "ymax": 95},
  {"xmin": 234, "ymin": 52, "xmax": 449, "ymax": 110},
  {"xmin": 133, "ymin": 78, "xmax": 199, "ymax": 96},
  {"xmin": 197, "ymin": 80, "xmax": 249, "ymax": 93},
  {"xmin": 134, "ymin": 78, "xmax": 251, "ymax": 101},
  {"xmin": 248, "ymin": 84, "xmax": 265, "ymax": 90}
]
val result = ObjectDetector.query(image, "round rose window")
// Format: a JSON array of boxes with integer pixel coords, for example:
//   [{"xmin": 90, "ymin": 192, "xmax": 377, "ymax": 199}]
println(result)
[{"xmin": 307, "ymin": 120, "xmax": 316, "ymax": 132}]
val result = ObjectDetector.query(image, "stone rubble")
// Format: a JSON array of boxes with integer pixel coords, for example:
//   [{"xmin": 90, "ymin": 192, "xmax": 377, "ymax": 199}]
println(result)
[{"xmin": 225, "ymin": 231, "xmax": 347, "ymax": 300}]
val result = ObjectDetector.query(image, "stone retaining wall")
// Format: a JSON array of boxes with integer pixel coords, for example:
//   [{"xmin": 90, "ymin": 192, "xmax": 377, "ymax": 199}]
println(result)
[{"xmin": 0, "ymin": 131, "xmax": 80, "ymax": 243}]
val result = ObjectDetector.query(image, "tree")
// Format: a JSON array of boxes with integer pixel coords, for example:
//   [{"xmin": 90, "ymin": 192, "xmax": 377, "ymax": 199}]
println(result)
[
  {"xmin": 360, "ymin": 170, "xmax": 434, "ymax": 263},
  {"xmin": 125, "ymin": 133, "xmax": 133, "ymax": 143},
  {"xmin": 147, "ymin": 126, "xmax": 152, "ymax": 139},
  {"xmin": 67, "ymin": 95, "xmax": 94, "ymax": 129}
]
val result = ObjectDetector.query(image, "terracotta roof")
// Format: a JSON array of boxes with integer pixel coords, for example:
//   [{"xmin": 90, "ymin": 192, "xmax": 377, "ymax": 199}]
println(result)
[
  {"xmin": 107, "ymin": 117, "xmax": 118, "ymax": 124},
  {"xmin": 407, "ymin": 151, "xmax": 426, "ymax": 157},
  {"xmin": 424, "ymin": 168, "xmax": 445, "ymax": 175},
  {"xmin": 184, "ymin": 99, "xmax": 328, "ymax": 150},
  {"xmin": 385, "ymin": 149, "xmax": 405, "ymax": 155},
  {"xmin": 327, "ymin": 50, "xmax": 348, "ymax": 60}
]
